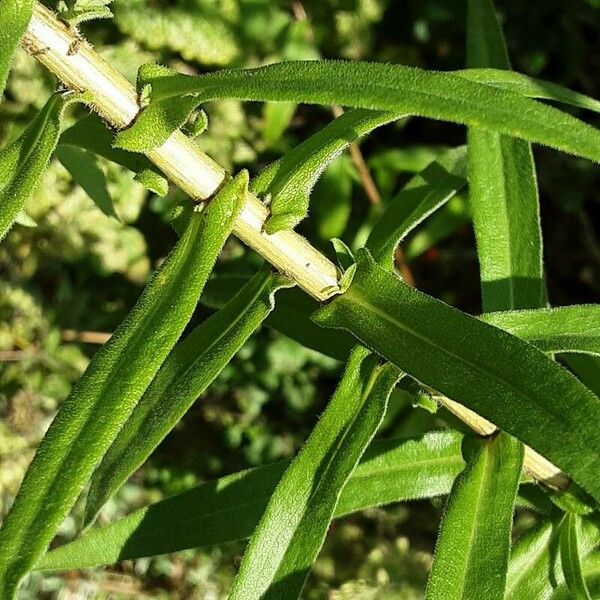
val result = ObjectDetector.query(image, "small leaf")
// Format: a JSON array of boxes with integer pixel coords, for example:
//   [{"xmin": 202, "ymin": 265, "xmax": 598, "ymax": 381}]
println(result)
[
  {"xmin": 121, "ymin": 60, "xmax": 600, "ymax": 164},
  {"xmin": 37, "ymin": 431, "xmax": 465, "ymax": 571},
  {"xmin": 229, "ymin": 347, "xmax": 401, "ymax": 600},
  {"xmin": 426, "ymin": 432, "xmax": 524, "ymax": 600},
  {"xmin": 483, "ymin": 305, "xmax": 600, "ymax": 356},
  {"xmin": 56, "ymin": 145, "xmax": 117, "ymax": 219},
  {"xmin": 366, "ymin": 146, "xmax": 467, "ymax": 269},
  {"xmin": 84, "ymin": 266, "xmax": 291, "ymax": 524},
  {"xmin": 561, "ymin": 513, "xmax": 594, "ymax": 600},
  {"xmin": 313, "ymin": 249, "xmax": 600, "ymax": 503},
  {"xmin": 331, "ymin": 238, "xmax": 355, "ymax": 271},
  {"xmin": 0, "ymin": 172, "xmax": 248, "ymax": 598},
  {"xmin": 57, "ymin": 0, "xmax": 114, "ymax": 26}
]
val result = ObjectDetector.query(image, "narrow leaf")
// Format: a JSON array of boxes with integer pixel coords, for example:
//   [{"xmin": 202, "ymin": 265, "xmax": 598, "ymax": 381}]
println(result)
[
  {"xmin": 561, "ymin": 513, "xmax": 594, "ymax": 600},
  {"xmin": 467, "ymin": 0, "xmax": 546, "ymax": 311},
  {"xmin": 229, "ymin": 347, "xmax": 401, "ymax": 600},
  {"xmin": 251, "ymin": 108, "xmax": 402, "ymax": 233},
  {"xmin": 56, "ymin": 145, "xmax": 117, "ymax": 219},
  {"xmin": 37, "ymin": 431, "xmax": 464, "ymax": 571},
  {"xmin": 115, "ymin": 60, "xmax": 600, "ymax": 166},
  {"xmin": 0, "ymin": 95, "xmax": 67, "ymax": 240},
  {"xmin": 426, "ymin": 432, "xmax": 524, "ymax": 599},
  {"xmin": 0, "ymin": 173, "xmax": 247, "ymax": 598},
  {"xmin": 458, "ymin": 69, "xmax": 600, "ymax": 115},
  {"xmin": 84, "ymin": 266, "xmax": 291, "ymax": 524},
  {"xmin": 313, "ymin": 249, "xmax": 600, "ymax": 502},
  {"xmin": 483, "ymin": 305, "xmax": 600, "ymax": 356},
  {"xmin": 0, "ymin": 0, "xmax": 33, "ymax": 98},
  {"xmin": 366, "ymin": 146, "xmax": 467, "ymax": 269}
]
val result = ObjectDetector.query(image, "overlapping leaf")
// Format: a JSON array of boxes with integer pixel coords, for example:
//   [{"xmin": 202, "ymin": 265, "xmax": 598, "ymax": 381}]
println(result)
[
  {"xmin": 115, "ymin": 60, "xmax": 600, "ymax": 166},
  {"xmin": 229, "ymin": 347, "xmax": 401, "ymax": 600},
  {"xmin": 426, "ymin": 433, "xmax": 524, "ymax": 599},
  {"xmin": 313, "ymin": 249, "xmax": 600, "ymax": 503},
  {"xmin": 561, "ymin": 513, "xmax": 594, "ymax": 599},
  {"xmin": 0, "ymin": 173, "xmax": 248, "ymax": 599},
  {"xmin": 38, "ymin": 431, "xmax": 464, "ymax": 571},
  {"xmin": 84, "ymin": 266, "xmax": 291, "ymax": 525}
]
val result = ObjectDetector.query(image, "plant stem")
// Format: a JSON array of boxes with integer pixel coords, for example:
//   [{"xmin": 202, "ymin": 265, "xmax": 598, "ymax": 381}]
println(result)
[{"xmin": 22, "ymin": 2, "xmax": 568, "ymax": 491}]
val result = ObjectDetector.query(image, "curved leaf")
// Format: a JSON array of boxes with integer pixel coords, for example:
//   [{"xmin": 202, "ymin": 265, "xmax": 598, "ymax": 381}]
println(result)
[
  {"xmin": 251, "ymin": 108, "xmax": 402, "ymax": 233},
  {"xmin": 561, "ymin": 513, "xmax": 594, "ymax": 600},
  {"xmin": 366, "ymin": 146, "xmax": 467, "ymax": 269},
  {"xmin": 229, "ymin": 347, "xmax": 401, "ymax": 600},
  {"xmin": 0, "ymin": 0, "xmax": 33, "ymax": 98},
  {"xmin": 84, "ymin": 266, "xmax": 291, "ymax": 524},
  {"xmin": 0, "ymin": 172, "xmax": 247, "ymax": 599},
  {"xmin": 37, "ymin": 431, "xmax": 464, "ymax": 571},
  {"xmin": 426, "ymin": 432, "xmax": 524, "ymax": 599},
  {"xmin": 313, "ymin": 249, "xmax": 600, "ymax": 503},
  {"xmin": 116, "ymin": 60, "xmax": 600, "ymax": 166},
  {"xmin": 483, "ymin": 306, "xmax": 600, "ymax": 356}
]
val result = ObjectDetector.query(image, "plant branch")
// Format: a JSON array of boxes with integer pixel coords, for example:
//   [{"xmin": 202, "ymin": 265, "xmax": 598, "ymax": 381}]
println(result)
[{"xmin": 22, "ymin": 2, "xmax": 568, "ymax": 491}]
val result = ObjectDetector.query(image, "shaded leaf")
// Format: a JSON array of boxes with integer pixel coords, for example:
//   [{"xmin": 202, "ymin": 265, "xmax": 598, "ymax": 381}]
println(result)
[
  {"xmin": 38, "ymin": 431, "xmax": 464, "ymax": 571},
  {"xmin": 426, "ymin": 432, "xmax": 524, "ymax": 599},
  {"xmin": 229, "ymin": 347, "xmax": 401, "ymax": 600},
  {"xmin": 313, "ymin": 249, "xmax": 600, "ymax": 503},
  {"xmin": 561, "ymin": 513, "xmax": 594, "ymax": 600}
]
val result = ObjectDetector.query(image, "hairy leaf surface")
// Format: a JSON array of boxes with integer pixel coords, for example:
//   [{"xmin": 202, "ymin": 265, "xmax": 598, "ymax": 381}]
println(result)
[
  {"xmin": 0, "ymin": 173, "xmax": 247, "ymax": 598},
  {"xmin": 561, "ymin": 513, "xmax": 594, "ymax": 600},
  {"xmin": 313, "ymin": 249, "xmax": 600, "ymax": 502},
  {"xmin": 229, "ymin": 347, "xmax": 401, "ymax": 600},
  {"xmin": 116, "ymin": 60, "xmax": 600, "ymax": 165},
  {"xmin": 426, "ymin": 433, "xmax": 524, "ymax": 599},
  {"xmin": 84, "ymin": 266, "xmax": 291, "ymax": 524},
  {"xmin": 0, "ymin": 0, "xmax": 33, "ymax": 97}
]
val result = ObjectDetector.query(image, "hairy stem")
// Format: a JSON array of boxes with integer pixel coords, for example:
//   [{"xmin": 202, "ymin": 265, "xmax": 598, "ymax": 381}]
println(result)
[{"xmin": 23, "ymin": 2, "xmax": 568, "ymax": 491}]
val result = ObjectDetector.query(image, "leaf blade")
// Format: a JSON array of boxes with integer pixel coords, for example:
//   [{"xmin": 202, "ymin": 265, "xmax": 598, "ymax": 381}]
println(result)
[{"xmin": 561, "ymin": 513, "xmax": 594, "ymax": 600}]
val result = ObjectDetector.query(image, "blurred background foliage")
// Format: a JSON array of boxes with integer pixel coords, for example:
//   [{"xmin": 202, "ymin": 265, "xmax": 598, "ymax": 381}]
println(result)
[{"xmin": 0, "ymin": 0, "xmax": 598, "ymax": 597}]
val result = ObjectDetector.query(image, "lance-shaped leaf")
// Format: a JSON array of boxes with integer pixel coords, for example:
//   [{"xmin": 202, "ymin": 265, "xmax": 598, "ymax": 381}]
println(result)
[
  {"xmin": 0, "ymin": 173, "xmax": 247, "ymax": 599},
  {"xmin": 366, "ymin": 146, "xmax": 467, "ymax": 269},
  {"xmin": 0, "ymin": 0, "xmax": 33, "ymax": 97},
  {"xmin": 483, "ymin": 305, "xmax": 600, "ymax": 356},
  {"xmin": 38, "ymin": 431, "xmax": 464, "ymax": 571},
  {"xmin": 467, "ymin": 0, "xmax": 546, "ymax": 312},
  {"xmin": 458, "ymin": 69, "xmax": 600, "ymax": 114},
  {"xmin": 84, "ymin": 266, "xmax": 291, "ymax": 525},
  {"xmin": 60, "ymin": 113, "xmax": 168, "ymax": 196},
  {"xmin": 115, "ymin": 60, "xmax": 600, "ymax": 165},
  {"xmin": 0, "ymin": 95, "xmax": 70, "ymax": 240},
  {"xmin": 426, "ymin": 432, "xmax": 524, "ymax": 599},
  {"xmin": 250, "ymin": 108, "xmax": 402, "ymax": 233},
  {"xmin": 560, "ymin": 513, "xmax": 594, "ymax": 600},
  {"xmin": 505, "ymin": 515, "xmax": 600, "ymax": 600},
  {"xmin": 313, "ymin": 249, "xmax": 600, "ymax": 502},
  {"xmin": 229, "ymin": 347, "xmax": 401, "ymax": 600},
  {"xmin": 551, "ymin": 553, "xmax": 600, "ymax": 599}
]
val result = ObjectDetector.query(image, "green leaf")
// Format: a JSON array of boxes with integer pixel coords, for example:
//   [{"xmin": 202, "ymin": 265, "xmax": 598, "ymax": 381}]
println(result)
[
  {"xmin": 60, "ymin": 114, "xmax": 168, "ymax": 197},
  {"xmin": 0, "ymin": 95, "xmax": 68, "ymax": 241},
  {"xmin": 229, "ymin": 346, "xmax": 401, "ymax": 600},
  {"xmin": 0, "ymin": 0, "xmax": 33, "ymax": 98},
  {"xmin": 251, "ymin": 108, "xmax": 402, "ymax": 233},
  {"xmin": 483, "ymin": 305, "xmax": 600, "ymax": 356},
  {"xmin": 312, "ymin": 249, "xmax": 600, "ymax": 503},
  {"xmin": 0, "ymin": 172, "xmax": 248, "ymax": 598},
  {"xmin": 467, "ymin": 0, "xmax": 546, "ymax": 312},
  {"xmin": 37, "ymin": 431, "xmax": 464, "ymax": 571},
  {"xmin": 116, "ymin": 60, "xmax": 600, "ymax": 164},
  {"xmin": 426, "ymin": 432, "xmax": 524, "ymax": 600},
  {"xmin": 366, "ymin": 146, "xmax": 467, "ymax": 269},
  {"xmin": 563, "ymin": 355, "xmax": 600, "ymax": 397},
  {"xmin": 57, "ymin": 0, "xmax": 114, "ymax": 26},
  {"xmin": 56, "ymin": 145, "xmax": 117, "ymax": 220},
  {"xmin": 84, "ymin": 266, "xmax": 291, "ymax": 525},
  {"xmin": 505, "ymin": 515, "xmax": 600, "ymax": 600},
  {"xmin": 551, "ymin": 552, "xmax": 600, "ymax": 599},
  {"xmin": 561, "ymin": 513, "xmax": 594, "ymax": 600},
  {"xmin": 458, "ymin": 69, "xmax": 600, "ymax": 115}
]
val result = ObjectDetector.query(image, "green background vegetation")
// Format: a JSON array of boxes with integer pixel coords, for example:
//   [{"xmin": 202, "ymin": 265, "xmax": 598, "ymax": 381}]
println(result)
[{"xmin": 1, "ymin": 0, "xmax": 598, "ymax": 597}]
